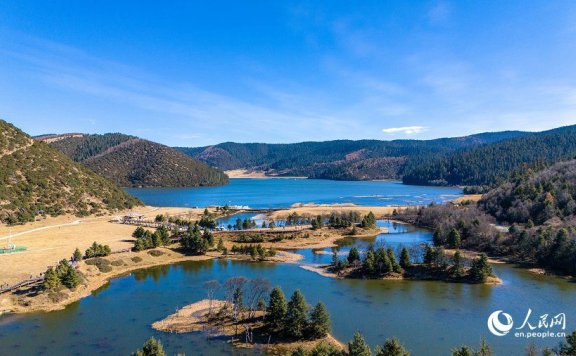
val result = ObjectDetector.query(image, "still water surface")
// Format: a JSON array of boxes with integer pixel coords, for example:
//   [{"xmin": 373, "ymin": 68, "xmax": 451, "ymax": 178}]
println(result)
[{"xmin": 126, "ymin": 179, "xmax": 462, "ymax": 208}]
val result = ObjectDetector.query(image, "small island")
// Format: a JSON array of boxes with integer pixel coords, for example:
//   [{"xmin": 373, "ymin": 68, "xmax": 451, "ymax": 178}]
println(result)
[
  {"xmin": 323, "ymin": 243, "xmax": 501, "ymax": 285},
  {"xmin": 152, "ymin": 280, "xmax": 344, "ymax": 354}
]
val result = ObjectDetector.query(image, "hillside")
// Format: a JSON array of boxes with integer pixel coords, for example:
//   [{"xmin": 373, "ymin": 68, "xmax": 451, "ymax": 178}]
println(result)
[
  {"xmin": 0, "ymin": 120, "xmax": 142, "ymax": 224},
  {"xmin": 402, "ymin": 125, "xmax": 576, "ymax": 187},
  {"xmin": 479, "ymin": 159, "xmax": 576, "ymax": 225},
  {"xmin": 49, "ymin": 134, "xmax": 229, "ymax": 188},
  {"xmin": 177, "ymin": 131, "xmax": 526, "ymax": 181}
]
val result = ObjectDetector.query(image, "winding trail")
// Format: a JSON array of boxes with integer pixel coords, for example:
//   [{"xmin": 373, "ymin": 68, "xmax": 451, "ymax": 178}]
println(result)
[{"xmin": 0, "ymin": 220, "xmax": 81, "ymax": 241}]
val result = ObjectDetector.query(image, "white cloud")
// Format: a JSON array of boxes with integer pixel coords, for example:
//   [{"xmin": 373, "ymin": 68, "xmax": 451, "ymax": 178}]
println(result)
[{"xmin": 382, "ymin": 126, "xmax": 428, "ymax": 135}]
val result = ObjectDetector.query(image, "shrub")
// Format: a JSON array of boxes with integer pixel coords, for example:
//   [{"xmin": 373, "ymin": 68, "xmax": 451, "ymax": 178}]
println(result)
[
  {"xmin": 131, "ymin": 256, "xmax": 143, "ymax": 263},
  {"xmin": 148, "ymin": 250, "xmax": 164, "ymax": 257},
  {"xmin": 85, "ymin": 257, "xmax": 112, "ymax": 272}
]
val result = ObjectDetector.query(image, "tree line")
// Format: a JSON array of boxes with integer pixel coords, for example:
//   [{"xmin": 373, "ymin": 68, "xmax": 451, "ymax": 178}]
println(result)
[
  {"xmin": 132, "ymin": 329, "xmax": 576, "ymax": 356},
  {"xmin": 332, "ymin": 242, "xmax": 493, "ymax": 283}
]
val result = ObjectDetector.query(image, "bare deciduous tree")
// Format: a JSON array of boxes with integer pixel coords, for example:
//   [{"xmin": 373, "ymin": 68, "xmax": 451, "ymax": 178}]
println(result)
[
  {"xmin": 203, "ymin": 280, "xmax": 221, "ymax": 316},
  {"xmin": 245, "ymin": 278, "xmax": 271, "ymax": 319},
  {"xmin": 224, "ymin": 276, "xmax": 248, "ymax": 321}
]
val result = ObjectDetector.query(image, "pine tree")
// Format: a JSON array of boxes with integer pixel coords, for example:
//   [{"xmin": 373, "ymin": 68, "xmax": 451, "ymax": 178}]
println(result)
[
  {"xmin": 375, "ymin": 337, "xmax": 410, "ymax": 356},
  {"xmin": 348, "ymin": 332, "xmax": 372, "ymax": 356},
  {"xmin": 375, "ymin": 247, "xmax": 392, "ymax": 274},
  {"xmin": 470, "ymin": 254, "xmax": 492, "ymax": 283},
  {"xmin": 311, "ymin": 219, "xmax": 320, "ymax": 230},
  {"xmin": 309, "ymin": 342, "xmax": 343, "ymax": 356},
  {"xmin": 433, "ymin": 227, "xmax": 444, "ymax": 246},
  {"xmin": 452, "ymin": 250, "xmax": 463, "ymax": 277},
  {"xmin": 308, "ymin": 302, "xmax": 331, "ymax": 339},
  {"xmin": 447, "ymin": 229, "xmax": 462, "ymax": 248},
  {"xmin": 132, "ymin": 226, "xmax": 146, "ymax": 238},
  {"xmin": 331, "ymin": 248, "xmax": 339, "ymax": 266},
  {"xmin": 477, "ymin": 338, "xmax": 492, "ymax": 356},
  {"xmin": 156, "ymin": 226, "xmax": 171, "ymax": 246},
  {"xmin": 424, "ymin": 245, "xmax": 434, "ymax": 266},
  {"xmin": 132, "ymin": 337, "xmax": 166, "ymax": 356},
  {"xmin": 387, "ymin": 248, "xmax": 401, "ymax": 273},
  {"xmin": 42, "ymin": 267, "xmax": 61, "ymax": 291},
  {"xmin": 363, "ymin": 250, "xmax": 376, "ymax": 275},
  {"xmin": 62, "ymin": 265, "xmax": 80, "ymax": 289},
  {"xmin": 399, "ymin": 247, "xmax": 411, "ymax": 269},
  {"xmin": 266, "ymin": 287, "xmax": 287, "ymax": 333},
  {"xmin": 348, "ymin": 247, "xmax": 361, "ymax": 264},
  {"xmin": 451, "ymin": 346, "xmax": 473, "ymax": 356},
  {"xmin": 361, "ymin": 212, "xmax": 377, "ymax": 228},
  {"xmin": 285, "ymin": 289, "xmax": 309, "ymax": 339},
  {"xmin": 73, "ymin": 248, "xmax": 83, "ymax": 262}
]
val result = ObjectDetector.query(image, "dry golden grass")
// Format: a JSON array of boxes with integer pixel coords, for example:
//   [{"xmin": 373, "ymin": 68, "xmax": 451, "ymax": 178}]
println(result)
[
  {"xmin": 224, "ymin": 170, "xmax": 307, "ymax": 178},
  {"xmin": 0, "ymin": 206, "xmax": 205, "ymax": 285},
  {"xmin": 270, "ymin": 205, "xmax": 405, "ymax": 220},
  {"xmin": 452, "ymin": 194, "xmax": 483, "ymax": 204}
]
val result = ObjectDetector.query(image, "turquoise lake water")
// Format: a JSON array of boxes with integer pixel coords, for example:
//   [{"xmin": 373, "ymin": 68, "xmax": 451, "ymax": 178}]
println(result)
[
  {"xmin": 125, "ymin": 179, "xmax": 462, "ymax": 208},
  {"xmin": 0, "ymin": 180, "xmax": 574, "ymax": 355}
]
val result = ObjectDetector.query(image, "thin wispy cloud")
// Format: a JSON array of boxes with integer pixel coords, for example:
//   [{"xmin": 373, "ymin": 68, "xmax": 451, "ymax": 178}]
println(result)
[
  {"xmin": 1, "ymin": 1, "xmax": 576, "ymax": 145},
  {"xmin": 0, "ymin": 34, "xmax": 368, "ymax": 144},
  {"xmin": 382, "ymin": 126, "xmax": 428, "ymax": 135}
]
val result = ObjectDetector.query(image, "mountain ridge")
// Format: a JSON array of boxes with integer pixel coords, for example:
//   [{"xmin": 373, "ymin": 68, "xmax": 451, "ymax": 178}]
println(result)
[
  {"xmin": 176, "ymin": 130, "xmax": 529, "ymax": 181},
  {"xmin": 0, "ymin": 120, "xmax": 142, "ymax": 224},
  {"xmin": 48, "ymin": 133, "xmax": 229, "ymax": 188}
]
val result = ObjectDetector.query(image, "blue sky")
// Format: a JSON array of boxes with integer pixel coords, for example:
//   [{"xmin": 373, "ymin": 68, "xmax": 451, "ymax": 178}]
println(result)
[{"xmin": 1, "ymin": 1, "xmax": 576, "ymax": 146}]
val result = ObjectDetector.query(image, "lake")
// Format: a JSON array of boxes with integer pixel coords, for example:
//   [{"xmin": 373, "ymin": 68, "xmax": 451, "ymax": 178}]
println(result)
[
  {"xmin": 125, "ymin": 178, "xmax": 462, "ymax": 208},
  {"xmin": 1, "ymin": 180, "xmax": 574, "ymax": 355}
]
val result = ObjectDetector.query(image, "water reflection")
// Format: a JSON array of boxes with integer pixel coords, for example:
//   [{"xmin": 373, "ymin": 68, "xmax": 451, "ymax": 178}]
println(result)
[{"xmin": 133, "ymin": 264, "xmax": 171, "ymax": 282}]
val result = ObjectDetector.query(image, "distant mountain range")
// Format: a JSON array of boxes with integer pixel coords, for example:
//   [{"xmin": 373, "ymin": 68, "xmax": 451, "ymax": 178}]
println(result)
[
  {"xmin": 45, "ymin": 133, "xmax": 229, "ymax": 188},
  {"xmin": 177, "ymin": 126, "xmax": 576, "ymax": 187},
  {"xmin": 402, "ymin": 125, "xmax": 576, "ymax": 186},
  {"xmin": 33, "ymin": 124, "xmax": 576, "ymax": 190},
  {"xmin": 0, "ymin": 120, "xmax": 141, "ymax": 224},
  {"xmin": 176, "ymin": 131, "xmax": 529, "ymax": 183}
]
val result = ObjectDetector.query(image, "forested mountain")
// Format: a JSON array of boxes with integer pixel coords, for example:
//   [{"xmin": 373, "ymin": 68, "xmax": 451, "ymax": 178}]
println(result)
[
  {"xmin": 177, "ymin": 131, "xmax": 526, "ymax": 181},
  {"xmin": 48, "ymin": 134, "xmax": 229, "ymax": 188},
  {"xmin": 479, "ymin": 159, "xmax": 576, "ymax": 225},
  {"xmin": 402, "ymin": 125, "xmax": 576, "ymax": 187},
  {"xmin": 0, "ymin": 120, "xmax": 141, "ymax": 224}
]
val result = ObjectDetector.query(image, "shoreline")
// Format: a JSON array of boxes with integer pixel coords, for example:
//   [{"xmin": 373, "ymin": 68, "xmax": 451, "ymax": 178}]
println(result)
[
  {"xmin": 0, "ymin": 222, "xmax": 379, "ymax": 314},
  {"xmin": 152, "ymin": 298, "xmax": 345, "ymax": 353},
  {"xmin": 0, "ymin": 247, "xmax": 305, "ymax": 315},
  {"xmin": 304, "ymin": 263, "xmax": 503, "ymax": 285},
  {"xmin": 224, "ymin": 169, "xmax": 307, "ymax": 179}
]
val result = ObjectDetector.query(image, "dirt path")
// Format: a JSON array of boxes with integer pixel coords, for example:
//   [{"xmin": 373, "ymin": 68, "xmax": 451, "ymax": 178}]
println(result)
[{"xmin": 0, "ymin": 220, "xmax": 81, "ymax": 240}]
